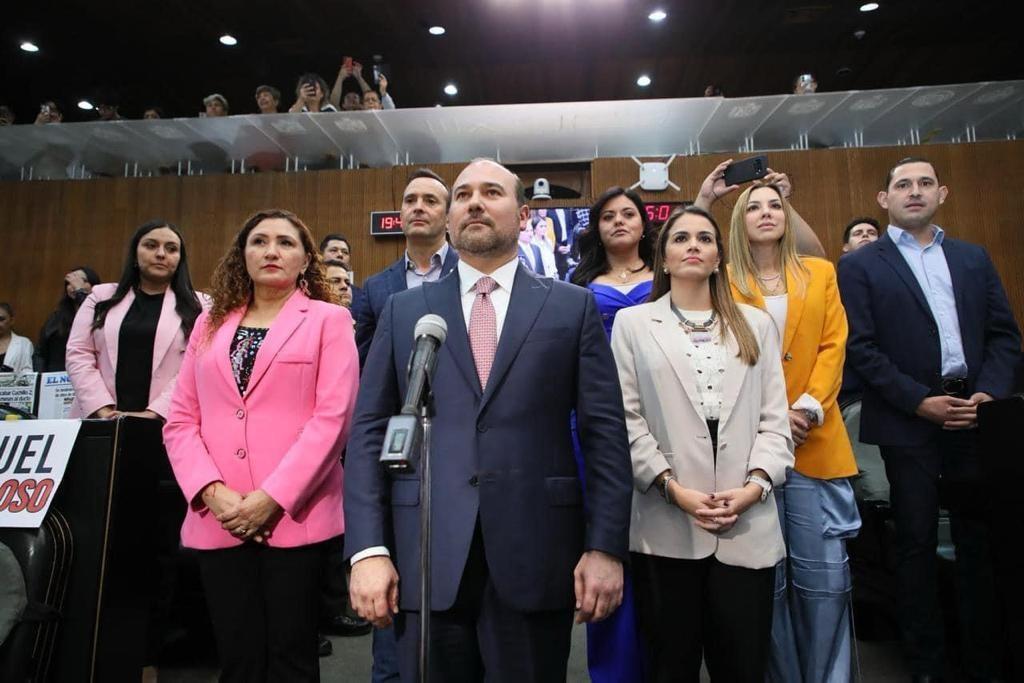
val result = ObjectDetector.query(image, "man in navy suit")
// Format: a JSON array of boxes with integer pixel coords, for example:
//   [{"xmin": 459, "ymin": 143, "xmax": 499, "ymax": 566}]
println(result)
[
  {"xmin": 838, "ymin": 157, "xmax": 1021, "ymax": 682},
  {"xmin": 320, "ymin": 233, "xmax": 364, "ymax": 315},
  {"xmin": 345, "ymin": 159, "xmax": 632, "ymax": 681},
  {"xmin": 354, "ymin": 168, "xmax": 460, "ymax": 367}
]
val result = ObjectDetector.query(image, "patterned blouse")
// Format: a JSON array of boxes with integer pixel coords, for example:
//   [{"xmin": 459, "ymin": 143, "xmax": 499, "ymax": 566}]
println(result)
[
  {"xmin": 676, "ymin": 310, "xmax": 726, "ymax": 421},
  {"xmin": 229, "ymin": 326, "xmax": 269, "ymax": 395}
]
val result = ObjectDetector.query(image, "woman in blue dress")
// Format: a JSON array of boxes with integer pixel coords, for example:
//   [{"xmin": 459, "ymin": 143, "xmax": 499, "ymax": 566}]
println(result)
[{"xmin": 569, "ymin": 186, "xmax": 654, "ymax": 683}]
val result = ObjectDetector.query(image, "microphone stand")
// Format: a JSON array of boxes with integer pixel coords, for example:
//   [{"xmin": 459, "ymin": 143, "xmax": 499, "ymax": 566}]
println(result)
[{"xmin": 417, "ymin": 390, "xmax": 433, "ymax": 683}]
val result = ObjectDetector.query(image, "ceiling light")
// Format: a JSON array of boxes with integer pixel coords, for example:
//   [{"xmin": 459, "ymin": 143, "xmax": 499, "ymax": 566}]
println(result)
[
  {"xmin": 637, "ymin": 75, "xmax": 652, "ymax": 87},
  {"xmin": 859, "ymin": 2, "xmax": 879, "ymax": 11},
  {"xmin": 444, "ymin": 83, "xmax": 458, "ymax": 96},
  {"xmin": 77, "ymin": 100, "xmax": 95, "ymax": 111},
  {"xmin": 20, "ymin": 41, "xmax": 39, "ymax": 53},
  {"xmin": 648, "ymin": 9, "xmax": 667, "ymax": 22},
  {"xmin": 219, "ymin": 34, "xmax": 238, "ymax": 46},
  {"xmin": 429, "ymin": 25, "xmax": 446, "ymax": 36}
]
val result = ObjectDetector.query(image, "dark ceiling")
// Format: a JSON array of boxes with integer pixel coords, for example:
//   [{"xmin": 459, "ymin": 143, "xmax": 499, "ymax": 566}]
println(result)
[{"xmin": 3, "ymin": 0, "xmax": 1022, "ymax": 123}]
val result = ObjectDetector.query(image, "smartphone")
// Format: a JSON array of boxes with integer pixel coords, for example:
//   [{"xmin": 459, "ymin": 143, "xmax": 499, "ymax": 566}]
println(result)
[
  {"xmin": 723, "ymin": 155, "xmax": 768, "ymax": 186},
  {"xmin": 343, "ymin": 56, "xmax": 353, "ymax": 70}
]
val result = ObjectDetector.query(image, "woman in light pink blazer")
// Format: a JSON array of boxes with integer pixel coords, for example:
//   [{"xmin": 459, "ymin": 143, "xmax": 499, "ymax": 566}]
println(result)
[
  {"xmin": 163, "ymin": 209, "xmax": 358, "ymax": 681},
  {"xmin": 66, "ymin": 220, "xmax": 207, "ymax": 419}
]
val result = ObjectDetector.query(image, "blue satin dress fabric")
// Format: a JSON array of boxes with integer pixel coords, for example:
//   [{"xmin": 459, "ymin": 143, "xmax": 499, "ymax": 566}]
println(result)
[
  {"xmin": 572, "ymin": 280, "xmax": 651, "ymax": 683},
  {"xmin": 769, "ymin": 469, "xmax": 861, "ymax": 683}
]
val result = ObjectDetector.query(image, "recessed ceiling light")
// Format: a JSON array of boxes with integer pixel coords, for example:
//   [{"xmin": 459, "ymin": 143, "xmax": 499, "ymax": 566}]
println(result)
[
  {"xmin": 429, "ymin": 26, "xmax": 446, "ymax": 36},
  {"xmin": 78, "ymin": 100, "xmax": 95, "ymax": 111},
  {"xmin": 859, "ymin": 2, "xmax": 879, "ymax": 11},
  {"xmin": 20, "ymin": 41, "xmax": 40, "ymax": 53},
  {"xmin": 219, "ymin": 34, "xmax": 238, "ymax": 46},
  {"xmin": 648, "ymin": 9, "xmax": 667, "ymax": 22},
  {"xmin": 637, "ymin": 75, "xmax": 652, "ymax": 87},
  {"xmin": 444, "ymin": 83, "xmax": 458, "ymax": 96}
]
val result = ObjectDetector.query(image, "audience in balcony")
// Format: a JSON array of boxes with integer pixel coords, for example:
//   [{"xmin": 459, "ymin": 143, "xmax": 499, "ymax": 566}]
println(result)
[
  {"xmin": 1, "ymin": 105, "xmax": 16, "ymax": 125},
  {"xmin": 256, "ymin": 85, "xmax": 281, "ymax": 114},
  {"xmin": 289, "ymin": 73, "xmax": 338, "ymax": 113},
  {"xmin": 203, "ymin": 93, "xmax": 229, "ymax": 117},
  {"xmin": 34, "ymin": 100, "xmax": 63, "ymax": 124},
  {"xmin": 142, "ymin": 106, "xmax": 163, "ymax": 120}
]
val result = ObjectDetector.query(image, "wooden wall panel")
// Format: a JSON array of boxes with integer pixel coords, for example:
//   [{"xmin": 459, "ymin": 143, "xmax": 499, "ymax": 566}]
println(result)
[{"xmin": 2, "ymin": 141, "xmax": 1023, "ymax": 345}]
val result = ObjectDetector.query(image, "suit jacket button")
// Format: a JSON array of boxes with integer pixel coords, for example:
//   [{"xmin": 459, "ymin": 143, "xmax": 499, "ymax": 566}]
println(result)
[
  {"xmin": 476, "ymin": 424, "xmax": 488, "ymax": 433},
  {"xmin": 469, "ymin": 475, "xmax": 479, "ymax": 487},
  {"xmin": 236, "ymin": 409, "xmax": 245, "ymax": 419},
  {"xmin": 784, "ymin": 353, "xmax": 793, "ymax": 362},
  {"xmin": 236, "ymin": 448, "xmax": 246, "ymax": 459}
]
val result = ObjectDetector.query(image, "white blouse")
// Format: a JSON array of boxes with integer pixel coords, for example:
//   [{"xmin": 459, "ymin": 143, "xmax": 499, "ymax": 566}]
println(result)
[{"xmin": 676, "ymin": 310, "xmax": 726, "ymax": 421}]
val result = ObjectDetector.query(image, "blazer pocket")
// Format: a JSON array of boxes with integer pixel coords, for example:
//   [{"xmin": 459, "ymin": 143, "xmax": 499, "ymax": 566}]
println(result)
[
  {"xmin": 545, "ymin": 476, "xmax": 582, "ymax": 507},
  {"xmin": 278, "ymin": 353, "xmax": 313, "ymax": 364},
  {"xmin": 391, "ymin": 479, "xmax": 420, "ymax": 507}
]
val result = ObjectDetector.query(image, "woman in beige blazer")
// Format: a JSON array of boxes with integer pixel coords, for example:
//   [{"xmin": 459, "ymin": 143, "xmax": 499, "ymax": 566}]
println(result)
[{"xmin": 610, "ymin": 206, "xmax": 794, "ymax": 682}]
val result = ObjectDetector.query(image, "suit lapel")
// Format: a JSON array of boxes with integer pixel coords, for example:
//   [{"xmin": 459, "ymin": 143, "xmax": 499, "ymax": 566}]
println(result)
[
  {"xmin": 440, "ymin": 246, "xmax": 459, "ymax": 278},
  {"xmin": 424, "ymin": 272, "xmax": 480, "ymax": 398},
  {"xmin": 244, "ymin": 290, "xmax": 308, "ymax": 397},
  {"xmin": 646, "ymin": 297, "xmax": 705, "ymax": 420},
  {"xmin": 387, "ymin": 259, "xmax": 407, "ymax": 296},
  {"xmin": 103, "ymin": 288, "xmax": 136, "ymax": 370},
  {"xmin": 151, "ymin": 288, "xmax": 180, "ymax": 373},
  {"xmin": 216, "ymin": 308, "xmax": 245, "ymax": 395},
  {"xmin": 781, "ymin": 265, "xmax": 805, "ymax": 358},
  {"xmin": 718, "ymin": 317, "xmax": 747, "ymax": 429},
  {"xmin": 479, "ymin": 265, "xmax": 549, "ymax": 412},
  {"xmin": 877, "ymin": 233, "xmax": 934, "ymax": 323}
]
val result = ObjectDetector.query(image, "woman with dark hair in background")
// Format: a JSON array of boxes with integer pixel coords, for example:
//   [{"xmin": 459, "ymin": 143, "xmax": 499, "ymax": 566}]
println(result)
[
  {"xmin": 65, "ymin": 219, "xmax": 208, "ymax": 682},
  {"xmin": 567, "ymin": 186, "xmax": 654, "ymax": 683},
  {"xmin": 612, "ymin": 206, "xmax": 792, "ymax": 681},
  {"xmin": 0, "ymin": 303, "xmax": 34, "ymax": 374},
  {"xmin": 35, "ymin": 266, "xmax": 101, "ymax": 371},
  {"xmin": 289, "ymin": 73, "xmax": 338, "ymax": 113},
  {"xmin": 164, "ymin": 209, "xmax": 358, "ymax": 681}
]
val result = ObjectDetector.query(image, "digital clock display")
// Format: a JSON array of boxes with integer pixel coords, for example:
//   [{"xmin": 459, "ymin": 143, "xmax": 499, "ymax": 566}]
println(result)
[
  {"xmin": 644, "ymin": 202, "xmax": 686, "ymax": 224},
  {"xmin": 370, "ymin": 211, "xmax": 404, "ymax": 236}
]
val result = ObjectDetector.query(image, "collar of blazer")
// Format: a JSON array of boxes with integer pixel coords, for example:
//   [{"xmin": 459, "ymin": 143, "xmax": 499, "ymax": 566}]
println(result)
[
  {"xmin": 644, "ymin": 293, "xmax": 747, "ymax": 428},
  {"xmin": 421, "ymin": 262, "xmax": 550, "ymax": 413},
  {"xmin": 730, "ymin": 264, "xmax": 806, "ymax": 359},
  {"xmin": 214, "ymin": 288, "xmax": 310, "ymax": 398},
  {"xmin": 101, "ymin": 285, "xmax": 181, "ymax": 374}
]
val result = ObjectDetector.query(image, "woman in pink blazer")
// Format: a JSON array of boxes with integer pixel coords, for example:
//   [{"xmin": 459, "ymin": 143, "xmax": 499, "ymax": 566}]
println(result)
[
  {"xmin": 66, "ymin": 220, "xmax": 207, "ymax": 419},
  {"xmin": 163, "ymin": 209, "xmax": 358, "ymax": 682}
]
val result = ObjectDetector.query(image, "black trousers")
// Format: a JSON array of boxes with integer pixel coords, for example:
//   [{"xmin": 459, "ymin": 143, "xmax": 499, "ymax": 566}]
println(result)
[
  {"xmin": 395, "ymin": 524, "xmax": 574, "ymax": 682},
  {"xmin": 320, "ymin": 534, "xmax": 350, "ymax": 620},
  {"xmin": 197, "ymin": 540, "xmax": 328, "ymax": 683},
  {"xmin": 631, "ymin": 552, "xmax": 774, "ymax": 683},
  {"xmin": 881, "ymin": 429, "xmax": 998, "ymax": 677}
]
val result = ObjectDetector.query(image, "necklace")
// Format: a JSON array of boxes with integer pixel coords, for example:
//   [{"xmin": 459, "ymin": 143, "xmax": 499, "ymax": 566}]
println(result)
[
  {"xmin": 671, "ymin": 304, "xmax": 717, "ymax": 344},
  {"xmin": 756, "ymin": 270, "xmax": 785, "ymax": 295},
  {"xmin": 616, "ymin": 263, "xmax": 647, "ymax": 282}
]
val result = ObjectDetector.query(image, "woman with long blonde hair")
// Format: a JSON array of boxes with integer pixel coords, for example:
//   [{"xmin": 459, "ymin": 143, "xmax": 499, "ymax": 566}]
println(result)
[
  {"xmin": 698, "ymin": 165, "xmax": 861, "ymax": 682},
  {"xmin": 611, "ymin": 205, "xmax": 793, "ymax": 681}
]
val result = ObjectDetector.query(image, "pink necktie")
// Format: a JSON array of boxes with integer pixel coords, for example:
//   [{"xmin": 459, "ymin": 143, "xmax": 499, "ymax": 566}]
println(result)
[{"xmin": 469, "ymin": 276, "xmax": 498, "ymax": 389}]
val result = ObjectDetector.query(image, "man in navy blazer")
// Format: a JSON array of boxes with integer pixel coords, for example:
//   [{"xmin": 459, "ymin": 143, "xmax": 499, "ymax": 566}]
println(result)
[
  {"xmin": 345, "ymin": 159, "xmax": 632, "ymax": 681},
  {"xmin": 354, "ymin": 168, "xmax": 460, "ymax": 367},
  {"xmin": 838, "ymin": 157, "xmax": 1021, "ymax": 681}
]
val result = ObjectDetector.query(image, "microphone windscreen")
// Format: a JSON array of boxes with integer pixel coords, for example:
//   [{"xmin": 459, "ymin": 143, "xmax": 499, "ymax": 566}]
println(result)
[{"xmin": 414, "ymin": 314, "xmax": 448, "ymax": 345}]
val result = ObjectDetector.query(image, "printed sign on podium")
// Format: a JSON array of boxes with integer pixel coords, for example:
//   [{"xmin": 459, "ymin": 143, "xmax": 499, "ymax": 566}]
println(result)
[{"xmin": 0, "ymin": 420, "xmax": 81, "ymax": 528}]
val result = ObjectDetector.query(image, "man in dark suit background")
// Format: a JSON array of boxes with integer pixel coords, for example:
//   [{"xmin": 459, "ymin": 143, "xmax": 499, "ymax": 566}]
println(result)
[
  {"xmin": 354, "ymin": 168, "xmax": 460, "ymax": 367},
  {"xmin": 320, "ymin": 233, "xmax": 364, "ymax": 315},
  {"xmin": 345, "ymin": 159, "xmax": 632, "ymax": 681},
  {"xmin": 838, "ymin": 157, "xmax": 1021, "ymax": 682}
]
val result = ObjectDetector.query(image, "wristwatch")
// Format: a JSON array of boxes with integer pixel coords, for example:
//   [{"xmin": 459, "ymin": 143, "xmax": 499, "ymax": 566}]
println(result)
[
  {"xmin": 658, "ymin": 472, "xmax": 676, "ymax": 504},
  {"xmin": 745, "ymin": 474, "xmax": 773, "ymax": 503}
]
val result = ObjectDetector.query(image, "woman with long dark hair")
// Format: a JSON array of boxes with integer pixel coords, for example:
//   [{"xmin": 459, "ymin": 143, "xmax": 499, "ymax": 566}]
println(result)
[
  {"xmin": 35, "ymin": 266, "xmax": 101, "ymax": 372},
  {"xmin": 164, "ymin": 209, "xmax": 358, "ymax": 681},
  {"xmin": 611, "ymin": 205, "xmax": 793, "ymax": 681},
  {"xmin": 567, "ymin": 186, "xmax": 654, "ymax": 682},
  {"xmin": 288, "ymin": 73, "xmax": 338, "ymax": 113}
]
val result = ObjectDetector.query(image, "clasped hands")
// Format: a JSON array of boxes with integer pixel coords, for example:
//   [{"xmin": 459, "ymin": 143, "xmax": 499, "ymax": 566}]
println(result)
[
  {"xmin": 201, "ymin": 482, "xmax": 281, "ymax": 543},
  {"xmin": 667, "ymin": 479, "xmax": 763, "ymax": 534},
  {"xmin": 350, "ymin": 549, "xmax": 624, "ymax": 629},
  {"xmin": 917, "ymin": 392, "xmax": 992, "ymax": 430}
]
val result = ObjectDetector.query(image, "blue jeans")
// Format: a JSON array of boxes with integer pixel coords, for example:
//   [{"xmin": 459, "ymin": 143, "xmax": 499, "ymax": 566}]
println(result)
[{"xmin": 769, "ymin": 470, "xmax": 860, "ymax": 683}]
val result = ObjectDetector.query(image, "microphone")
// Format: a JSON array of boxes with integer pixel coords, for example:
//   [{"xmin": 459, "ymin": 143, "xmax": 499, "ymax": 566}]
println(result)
[{"xmin": 380, "ymin": 314, "xmax": 448, "ymax": 472}]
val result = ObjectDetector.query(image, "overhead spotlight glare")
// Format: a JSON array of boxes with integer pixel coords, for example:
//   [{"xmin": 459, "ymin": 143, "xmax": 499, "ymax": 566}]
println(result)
[
  {"xmin": 859, "ymin": 2, "xmax": 879, "ymax": 11},
  {"xmin": 77, "ymin": 100, "xmax": 94, "ymax": 111},
  {"xmin": 444, "ymin": 83, "xmax": 458, "ymax": 96},
  {"xmin": 429, "ymin": 25, "xmax": 446, "ymax": 36},
  {"xmin": 637, "ymin": 75, "xmax": 652, "ymax": 87},
  {"xmin": 219, "ymin": 34, "xmax": 238, "ymax": 46},
  {"xmin": 20, "ymin": 41, "xmax": 40, "ymax": 53},
  {"xmin": 648, "ymin": 9, "xmax": 667, "ymax": 22}
]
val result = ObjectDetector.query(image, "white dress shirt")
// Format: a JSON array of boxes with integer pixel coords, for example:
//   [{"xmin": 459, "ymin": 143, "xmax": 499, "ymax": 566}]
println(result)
[{"xmin": 351, "ymin": 255, "xmax": 521, "ymax": 566}]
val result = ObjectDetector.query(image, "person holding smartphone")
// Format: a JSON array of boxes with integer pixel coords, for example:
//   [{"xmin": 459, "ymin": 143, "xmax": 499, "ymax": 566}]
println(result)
[{"xmin": 289, "ymin": 73, "xmax": 337, "ymax": 113}]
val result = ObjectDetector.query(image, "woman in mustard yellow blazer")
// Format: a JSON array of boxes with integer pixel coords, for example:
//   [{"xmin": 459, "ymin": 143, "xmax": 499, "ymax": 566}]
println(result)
[{"xmin": 696, "ymin": 164, "xmax": 860, "ymax": 683}]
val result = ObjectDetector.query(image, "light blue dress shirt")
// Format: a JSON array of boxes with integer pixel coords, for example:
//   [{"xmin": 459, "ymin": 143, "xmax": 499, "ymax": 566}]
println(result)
[
  {"xmin": 404, "ymin": 241, "xmax": 449, "ymax": 289},
  {"xmin": 887, "ymin": 225, "xmax": 968, "ymax": 377}
]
